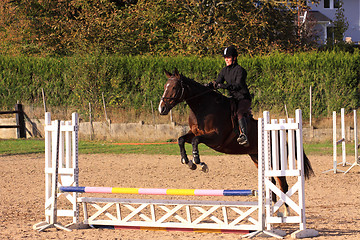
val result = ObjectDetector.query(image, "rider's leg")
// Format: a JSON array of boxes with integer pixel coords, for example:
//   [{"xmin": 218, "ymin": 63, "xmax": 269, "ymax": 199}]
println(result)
[
  {"xmin": 237, "ymin": 116, "xmax": 249, "ymax": 146},
  {"xmin": 236, "ymin": 99, "xmax": 251, "ymax": 147}
]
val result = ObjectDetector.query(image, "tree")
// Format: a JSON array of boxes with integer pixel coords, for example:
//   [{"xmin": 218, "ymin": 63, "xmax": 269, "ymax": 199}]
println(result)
[
  {"xmin": 4, "ymin": 0, "xmax": 131, "ymax": 56},
  {"xmin": 1, "ymin": 0, "xmax": 318, "ymax": 56},
  {"xmin": 0, "ymin": 0, "xmax": 30, "ymax": 55},
  {"xmin": 333, "ymin": 0, "xmax": 348, "ymax": 43}
]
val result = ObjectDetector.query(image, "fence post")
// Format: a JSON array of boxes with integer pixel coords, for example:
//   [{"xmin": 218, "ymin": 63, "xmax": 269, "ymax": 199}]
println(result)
[{"xmin": 15, "ymin": 104, "xmax": 26, "ymax": 139}]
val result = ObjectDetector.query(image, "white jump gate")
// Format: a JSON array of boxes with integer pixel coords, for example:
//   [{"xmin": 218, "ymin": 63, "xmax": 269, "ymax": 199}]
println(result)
[{"xmin": 34, "ymin": 110, "xmax": 318, "ymax": 238}]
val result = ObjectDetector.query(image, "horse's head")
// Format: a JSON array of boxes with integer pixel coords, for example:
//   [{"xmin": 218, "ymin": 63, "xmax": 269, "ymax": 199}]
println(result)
[{"xmin": 158, "ymin": 68, "xmax": 186, "ymax": 115}]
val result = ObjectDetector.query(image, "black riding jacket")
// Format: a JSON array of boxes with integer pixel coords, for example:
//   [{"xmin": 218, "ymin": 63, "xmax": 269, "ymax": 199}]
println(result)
[{"xmin": 216, "ymin": 62, "xmax": 251, "ymax": 101}]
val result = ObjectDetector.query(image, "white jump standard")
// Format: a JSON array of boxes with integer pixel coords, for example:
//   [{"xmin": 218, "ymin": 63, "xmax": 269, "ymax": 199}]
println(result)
[
  {"xmin": 34, "ymin": 110, "xmax": 318, "ymax": 239},
  {"xmin": 345, "ymin": 109, "xmax": 360, "ymax": 174},
  {"xmin": 323, "ymin": 108, "xmax": 359, "ymax": 174},
  {"xmin": 33, "ymin": 113, "xmax": 79, "ymax": 231}
]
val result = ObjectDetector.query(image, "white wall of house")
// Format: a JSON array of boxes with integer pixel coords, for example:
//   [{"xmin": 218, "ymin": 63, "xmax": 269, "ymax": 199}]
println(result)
[{"xmin": 307, "ymin": 0, "xmax": 360, "ymax": 43}]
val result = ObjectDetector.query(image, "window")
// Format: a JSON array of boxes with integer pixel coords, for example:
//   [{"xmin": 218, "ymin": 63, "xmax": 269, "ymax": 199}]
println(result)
[
  {"xmin": 324, "ymin": 0, "xmax": 339, "ymax": 9},
  {"xmin": 324, "ymin": 0, "xmax": 330, "ymax": 8}
]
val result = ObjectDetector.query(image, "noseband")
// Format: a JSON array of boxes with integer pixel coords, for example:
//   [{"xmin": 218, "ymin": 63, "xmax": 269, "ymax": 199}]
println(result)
[{"xmin": 160, "ymin": 79, "xmax": 185, "ymax": 103}]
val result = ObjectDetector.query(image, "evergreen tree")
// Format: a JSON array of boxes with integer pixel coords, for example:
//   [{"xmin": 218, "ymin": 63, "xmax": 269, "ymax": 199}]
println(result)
[{"xmin": 333, "ymin": 0, "xmax": 349, "ymax": 43}]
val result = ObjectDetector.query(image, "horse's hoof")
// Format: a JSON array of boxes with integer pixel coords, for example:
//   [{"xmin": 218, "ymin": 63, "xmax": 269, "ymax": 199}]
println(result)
[
  {"xmin": 188, "ymin": 161, "xmax": 197, "ymax": 170},
  {"xmin": 201, "ymin": 163, "xmax": 209, "ymax": 173},
  {"xmin": 181, "ymin": 157, "xmax": 189, "ymax": 164}
]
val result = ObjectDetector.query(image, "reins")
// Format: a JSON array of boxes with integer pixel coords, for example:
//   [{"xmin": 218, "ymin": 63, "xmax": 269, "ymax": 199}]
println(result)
[
  {"xmin": 184, "ymin": 88, "xmax": 215, "ymax": 102},
  {"xmin": 161, "ymin": 76, "xmax": 221, "ymax": 104}
]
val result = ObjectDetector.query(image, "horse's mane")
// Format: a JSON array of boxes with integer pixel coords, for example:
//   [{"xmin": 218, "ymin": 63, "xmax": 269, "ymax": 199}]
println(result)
[{"xmin": 179, "ymin": 74, "xmax": 226, "ymax": 99}]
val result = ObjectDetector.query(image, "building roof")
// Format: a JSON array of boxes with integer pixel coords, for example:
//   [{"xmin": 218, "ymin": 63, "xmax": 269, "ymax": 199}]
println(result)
[{"xmin": 307, "ymin": 10, "xmax": 331, "ymax": 23}]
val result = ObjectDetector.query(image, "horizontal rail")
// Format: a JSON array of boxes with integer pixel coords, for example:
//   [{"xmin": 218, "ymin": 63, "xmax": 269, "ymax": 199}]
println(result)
[
  {"xmin": 264, "ymin": 122, "xmax": 299, "ymax": 131},
  {"xmin": 0, "ymin": 125, "xmax": 20, "ymax": 128},
  {"xmin": 60, "ymin": 186, "xmax": 257, "ymax": 196},
  {"xmin": 0, "ymin": 110, "xmax": 20, "ymax": 115},
  {"xmin": 91, "ymin": 225, "xmax": 254, "ymax": 234},
  {"xmin": 336, "ymin": 138, "xmax": 345, "ymax": 145},
  {"xmin": 78, "ymin": 197, "xmax": 260, "ymax": 206}
]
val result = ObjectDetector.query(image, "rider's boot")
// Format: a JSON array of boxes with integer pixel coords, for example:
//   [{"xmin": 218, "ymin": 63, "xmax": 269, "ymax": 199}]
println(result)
[{"xmin": 237, "ymin": 117, "xmax": 249, "ymax": 147}]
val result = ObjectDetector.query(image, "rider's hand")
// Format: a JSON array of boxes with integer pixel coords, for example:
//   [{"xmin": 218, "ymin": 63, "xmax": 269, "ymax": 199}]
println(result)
[
  {"xmin": 216, "ymin": 83, "xmax": 226, "ymax": 89},
  {"xmin": 204, "ymin": 81, "xmax": 215, "ymax": 89}
]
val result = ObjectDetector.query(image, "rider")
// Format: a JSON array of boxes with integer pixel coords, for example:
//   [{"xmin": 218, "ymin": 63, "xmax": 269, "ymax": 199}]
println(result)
[{"xmin": 208, "ymin": 45, "xmax": 252, "ymax": 146}]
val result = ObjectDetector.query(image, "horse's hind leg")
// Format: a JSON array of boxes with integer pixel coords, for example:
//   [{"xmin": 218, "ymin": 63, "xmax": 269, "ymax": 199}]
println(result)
[
  {"xmin": 178, "ymin": 131, "xmax": 196, "ymax": 170},
  {"xmin": 249, "ymin": 154, "xmax": 259, "ymax": 167},
  {"xmin": 275, "ymin": 176, "xmax": 290, "ymax": 216},
  {"xmin": 251, "ymin": 154, "xmax": 290, "ymax": 216}
]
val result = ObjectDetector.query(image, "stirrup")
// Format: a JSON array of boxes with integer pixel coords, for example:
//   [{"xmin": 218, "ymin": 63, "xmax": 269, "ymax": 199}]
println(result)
[{"xmin": 237, "ymin": 134, "xmax": 249, "ymax": 147}]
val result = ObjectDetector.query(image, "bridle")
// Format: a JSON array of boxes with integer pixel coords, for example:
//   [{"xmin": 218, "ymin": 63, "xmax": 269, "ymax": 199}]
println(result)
[
  {"xmin": 161, "ymin": 76, "xmax": 215, "ymax": 107},
  {"xmin": 160, "ymin": 78, "xmax": 185, "ymax": 103}
]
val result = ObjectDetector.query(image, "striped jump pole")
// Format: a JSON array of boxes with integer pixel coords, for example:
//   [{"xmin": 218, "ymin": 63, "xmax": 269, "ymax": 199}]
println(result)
[{"xmin": 59, "ymin": 186, "xmax": 256, "ymax": 196}]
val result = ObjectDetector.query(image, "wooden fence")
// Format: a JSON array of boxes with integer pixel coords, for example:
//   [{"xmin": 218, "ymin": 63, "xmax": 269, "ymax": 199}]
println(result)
[{"xmin": 0, "ymin": 104, "xmax": 26, "ymax": 138}]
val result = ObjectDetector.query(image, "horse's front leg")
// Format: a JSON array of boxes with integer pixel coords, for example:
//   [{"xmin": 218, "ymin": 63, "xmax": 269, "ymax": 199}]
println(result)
[
  {"xmin": 191, "ymin": 132, "xmax": 219, "ymax": 173},
  {"xmin": 178, "ymin": 131, "xmax": 196, "ymax": 170}
]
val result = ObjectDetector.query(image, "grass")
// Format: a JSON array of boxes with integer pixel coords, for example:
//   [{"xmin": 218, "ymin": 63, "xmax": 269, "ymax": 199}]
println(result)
[
  {"xmin": 0, "ymin": 139, "xmax": 45, "ymax": 155},
  {"xmin": 0, "ymin": 139, "xmax": 353, "ymax": 156},
  {"xmin": 79, "ymin": 141, "xmax": 222, "ymax": 155},
  {"xmin": 0, "ymin": 139, "xmax": 222, "ymax": 156}
]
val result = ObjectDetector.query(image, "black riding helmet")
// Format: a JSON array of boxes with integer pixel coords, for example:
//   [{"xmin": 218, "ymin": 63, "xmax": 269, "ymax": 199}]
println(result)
[{"xmin": 223, "ymin": 45, "xmax": 238, "ymax": 58}]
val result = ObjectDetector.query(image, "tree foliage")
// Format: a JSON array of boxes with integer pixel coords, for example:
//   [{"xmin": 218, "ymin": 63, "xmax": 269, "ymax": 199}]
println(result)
[
  {"xmin": 0, "ymin": 0, "xmax": 318, "ymax": 56},
  {"xmin": 333, "ymin": 0, "xmax": 348, "ymax": 43}
]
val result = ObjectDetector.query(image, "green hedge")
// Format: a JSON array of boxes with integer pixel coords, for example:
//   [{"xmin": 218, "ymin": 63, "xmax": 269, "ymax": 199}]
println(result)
[{"xmin": 1, "ymin": 50, "xmax": 359, "ymax": 119}]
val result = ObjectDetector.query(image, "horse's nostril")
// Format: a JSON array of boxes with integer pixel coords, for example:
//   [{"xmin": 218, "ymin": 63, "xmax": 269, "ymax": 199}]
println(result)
[{"xmin": 158, "ymin": 103, "xmax": 167, "ymax": 115}]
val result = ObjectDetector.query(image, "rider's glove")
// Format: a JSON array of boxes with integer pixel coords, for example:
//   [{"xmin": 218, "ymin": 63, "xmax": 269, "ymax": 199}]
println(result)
[
  {"xmin": 204, "ymin": 81, "xmax": 215, "ymax": 89},
  {"xmin": 216, "ymin": 83, "xmax": 227, "ymax": 89}
]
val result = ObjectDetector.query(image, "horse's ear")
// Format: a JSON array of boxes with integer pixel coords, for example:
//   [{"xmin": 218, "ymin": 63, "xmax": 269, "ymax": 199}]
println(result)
[
  {"xmin": 173, "ymin": 68, "xmax": 180, "ymax": 77},
  {"xmin": 164, "ymin": 69, "xmax": 172, "ymax": 78}
]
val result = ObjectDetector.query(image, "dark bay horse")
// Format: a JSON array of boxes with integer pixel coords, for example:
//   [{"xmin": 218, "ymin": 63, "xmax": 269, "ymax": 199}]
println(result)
[
  {"xmin": 158, "ymin": 68, "xmax": 314, "ymax": 214},
  {"xmin": 159, "ymin": 69, "xmax": 259, "ymax": 172}
]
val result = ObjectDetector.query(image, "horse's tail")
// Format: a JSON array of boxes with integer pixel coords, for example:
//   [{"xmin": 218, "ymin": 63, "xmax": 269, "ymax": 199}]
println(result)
[
  {"xmin": 293, "ymin": 131, "xmax": 314, "ymax": 179},
  {"xmin": 303, "ymin": 151, "xmax": 315, "ymax": 179}
]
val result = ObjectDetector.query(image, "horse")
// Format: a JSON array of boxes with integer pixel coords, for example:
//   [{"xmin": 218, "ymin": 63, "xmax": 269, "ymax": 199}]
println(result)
[{"xmin": 158, "ymin": 68, "xmax": 314, "ymax": 215}]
